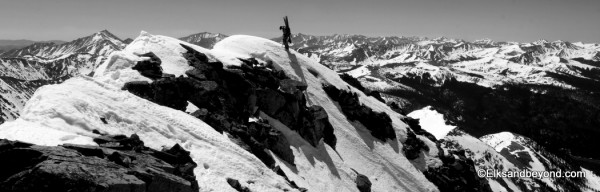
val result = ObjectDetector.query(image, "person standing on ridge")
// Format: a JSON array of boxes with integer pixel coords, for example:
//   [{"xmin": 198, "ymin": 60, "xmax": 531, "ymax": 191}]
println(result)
[{"xmin": 279, "ymin": 16, "xmax": 292, "ymax": 50}]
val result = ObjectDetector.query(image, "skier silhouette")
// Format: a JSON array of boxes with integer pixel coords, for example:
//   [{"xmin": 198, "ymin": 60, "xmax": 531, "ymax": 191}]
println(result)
[{"xmin": 279, "ymin": 16, "xmax": 292, "ymax": 50}]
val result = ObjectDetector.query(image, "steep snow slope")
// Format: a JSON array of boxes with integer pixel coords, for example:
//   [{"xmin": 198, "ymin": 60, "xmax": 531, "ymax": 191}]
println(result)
[
  {"xmin": 214, "ymin": 35, "xmax": 438, "ymax": 192},
  {"xmin": 0, "ymin": 32, "xmax": 439, "ymax": 192}
]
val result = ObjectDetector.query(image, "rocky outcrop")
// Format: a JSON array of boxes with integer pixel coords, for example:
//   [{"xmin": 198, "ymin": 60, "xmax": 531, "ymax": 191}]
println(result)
[
  {"xmin": 402, "ymin": 116, "xmax": 437, "ymax": 142},
  {"xmin": 132, "ymin": 52, "xmax": 163, "ymax": 79},
  {"xmin": 123, "ymin": 44, "xmax": 338, "ymax": 168},
  {"xmin": 226, "ymin": 178, "xmax": 252, "ymax": 192},
  {"xmin": 0, "ymin": 134, "xmax": 199, "ymax": 192},
  {"xmin": 351, "ymin": 169, "xmax": 372, "ymax": 192},
  {"xmin": 323, "ymin": 84, "xmax": 396, "ymax": 141},
  {"xmin": 399, "ymin": 116, "xmax": 436, "ymax": 160},
  {"xmin": 299, "ymin": 106, "xmax": 336, "ymax": 148},
  {"xmin": 423, "ymin": 147, "xmax": 492, "ymax": 192},
  {"xmin": 339, "ymin": 73, "xmax": 385, "ymax": 103},
  {"xmin": 402, "ymin": 129, "xmax": 429, "ymax": 160}
]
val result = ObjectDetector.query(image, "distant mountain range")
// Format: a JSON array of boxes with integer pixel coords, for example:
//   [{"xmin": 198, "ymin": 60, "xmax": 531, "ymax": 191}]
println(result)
[
  {"xmin": 179, "ymin": 32, "xmax": 228, "ymax": 49},
  {"xmin": 0, "ymin": 39, "xmax": 66, "ymax": 52}
]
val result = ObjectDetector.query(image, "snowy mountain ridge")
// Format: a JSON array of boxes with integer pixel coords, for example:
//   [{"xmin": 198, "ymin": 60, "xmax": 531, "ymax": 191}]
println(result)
[
  {"xmin": 0, "ymin": 31, "xmax": 441, "ymax": 192},
  {"xmin": 1, "ymin": 30, "xmax": 599, "ymax": 192},
  {"xmin": 0, "ymin": 30, "xmax": 126, "ymax": 124},
  {"xmin": 0, "ymin": 30, "xmax": 125, "ymax": 60}
]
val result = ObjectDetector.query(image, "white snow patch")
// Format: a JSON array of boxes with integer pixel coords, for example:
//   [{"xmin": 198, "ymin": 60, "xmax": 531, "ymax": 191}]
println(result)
[
  {"xmin": 0, "ymin": 119, "xmax": 96, "ymax": 146},
  {"xmin": 583, "ymin": 168, "xmax": 600, "ymax": 192},
  {"xmin": 185, "ymin": 101, "xmax": 199, "ymax": 114},
  {"xmin": 407, "ymin": 106, "xmax": 456, "ymax": 139}
]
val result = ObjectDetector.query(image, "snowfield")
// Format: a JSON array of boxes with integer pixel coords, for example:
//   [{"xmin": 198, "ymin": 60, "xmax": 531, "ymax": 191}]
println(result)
[
  {"xmin": 0, "ymin": 32, "xmax": 439, "ymax": 192},
  {"xmin": 407, "ymin": 106, "xmax": 456, "ymax": 140}
]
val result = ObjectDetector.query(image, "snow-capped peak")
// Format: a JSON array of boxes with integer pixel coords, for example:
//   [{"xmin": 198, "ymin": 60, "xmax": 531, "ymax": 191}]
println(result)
[
  {"xmin": 179, "ymin": 32, "xmax": 228, "ymax": 49},
  {"xmin": 0, "ymin": 30, "xmax": 126, "ymax": 59},
  {"xmin": 532, "ymin": 39, "xmax": 549, "ymax": 45}
]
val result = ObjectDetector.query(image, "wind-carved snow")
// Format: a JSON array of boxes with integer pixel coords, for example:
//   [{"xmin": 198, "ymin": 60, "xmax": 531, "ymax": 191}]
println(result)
[
  {"xmin": 0, "ymin": 32, "xmax": 440, "ymax": 192},
  {"xmin": 407, "ymin": 106, "xmax": 456, "ymax": 140}
]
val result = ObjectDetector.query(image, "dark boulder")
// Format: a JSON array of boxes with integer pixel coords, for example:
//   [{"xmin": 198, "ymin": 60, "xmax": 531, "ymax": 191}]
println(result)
[
  {"xmin": 122, "ymin": 77, "xmax": 192, "ymax": 111},
  {"xmin": 132, "ymin": 52, "xmax": 163, "ymax": 79},
  {"xmin": 152, "ymin": 77, "xmax": 190, "ymax": 111},
  {"xmin": 355, "ymin": 173, "xmax": 372, "ymax": 192},
  {"xmin": 300, "ymin": 106, "xmax": 337, "ymax": 148},
  {"xmin": 226, "ymin": 178, "xmax": 252, "ymax": 192},
  {"xmin": 122, "ymin": 81, "xmax": 154, "ymax": 100}
]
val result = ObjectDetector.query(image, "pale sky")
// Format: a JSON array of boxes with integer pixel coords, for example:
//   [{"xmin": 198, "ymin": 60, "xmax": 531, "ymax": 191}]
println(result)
[{"xmin": 1, "ymin": 0, "xmax": 599, "ymax": 42}]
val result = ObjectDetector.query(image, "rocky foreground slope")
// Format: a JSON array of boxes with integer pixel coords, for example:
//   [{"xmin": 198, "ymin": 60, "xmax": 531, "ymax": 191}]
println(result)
[{"xmin": 0, "ymin": 134, "xmax": 199, "ymax": 192}]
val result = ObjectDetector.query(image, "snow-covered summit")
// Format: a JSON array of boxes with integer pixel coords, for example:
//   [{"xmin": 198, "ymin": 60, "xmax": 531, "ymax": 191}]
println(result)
[{"xmin": 1, "ymin": 31, "xmax": 440, "ymax": 192}]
